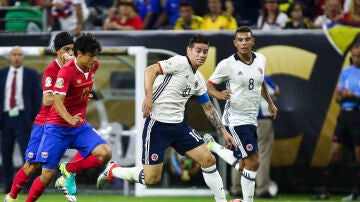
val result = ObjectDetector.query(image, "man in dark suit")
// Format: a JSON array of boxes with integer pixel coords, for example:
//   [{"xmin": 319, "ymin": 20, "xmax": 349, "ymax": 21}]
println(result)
[{"xmin": 0, "ymin": 46, "xmax": 42, "ymax": 193}]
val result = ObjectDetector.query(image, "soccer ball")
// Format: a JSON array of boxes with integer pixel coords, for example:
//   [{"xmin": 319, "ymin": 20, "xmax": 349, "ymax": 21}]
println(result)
[
  {"xmin": 229, "ymin": 199, "xmax": 243, "ymax": 202},
  {"xmin": 268, "ymin": 180, "xmax": 279, "ymax": 197}
]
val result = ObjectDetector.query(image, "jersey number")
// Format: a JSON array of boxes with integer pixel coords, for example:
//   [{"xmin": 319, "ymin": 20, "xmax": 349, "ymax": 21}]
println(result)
[{"xmin": 248, "ymin": 78, "xmax": 254, "ymax": 90}]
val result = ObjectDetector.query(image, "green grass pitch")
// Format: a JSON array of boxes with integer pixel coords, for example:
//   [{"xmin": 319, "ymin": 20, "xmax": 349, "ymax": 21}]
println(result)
[{"xmin": 13, "ymin": 193, "xmax": 344, "ymax": 202}]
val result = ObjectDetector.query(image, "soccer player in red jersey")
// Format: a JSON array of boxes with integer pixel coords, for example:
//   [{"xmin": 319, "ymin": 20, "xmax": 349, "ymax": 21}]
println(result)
[
  {"xmin": 25, "ymin": 33, "xmax": 112, "ymax": 202},
  {"xmin": 4, "ymin": 32, "xmax": 76, "ymax": 202}
]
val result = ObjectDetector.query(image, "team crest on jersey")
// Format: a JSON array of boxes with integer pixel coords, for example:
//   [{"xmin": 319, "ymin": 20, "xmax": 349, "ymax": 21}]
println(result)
[
  {"xmin": 28, "ymin": 152, "xmax": 34, "ymax": 159},
  {"xmin": 41, "ymin": 152, "xmax": 48, "ymax": 159},
  {"xmin": 165, "ymin": 59, "xmax": 172, "ymax": 67},
  {"xmin": 246, "ymin": 144, "xmax": 253, "ymax": 151},
  {"xmin": 151, "ymin": 153, "xmax": 158, "ymax": 161},
  {"xmin": 238, "ymin": 71, "xmax": 243, "ymax": 75},
  {"xmin": 77, "ymin": 79, "xmax": 81, "ymax": 84},
  {"xmin": 45, "ymin": 77, "xmax": 52, "ymax": 87},
  {"xmin": 55, "ymin": 78, "xmax": 64, "ymax": 88},
  {"xmin": 258, "ymin": 68, "xmax": 263, "ymax": 75},
  {"xmin": 194, "ymin": 80, "xmax": 198, "ymax": 89}
]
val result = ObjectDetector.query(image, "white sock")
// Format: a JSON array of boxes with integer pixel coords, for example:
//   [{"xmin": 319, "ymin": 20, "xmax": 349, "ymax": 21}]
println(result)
[
  {"xmin": 211, "ymin": 142, "xmax": 240, "ymax": 170},
  {"xmin": 111, "ymin": 167, "xmax": 145, "ymax": 184},
  {"xmin": 201, "ymin": 164, "xmax": 227, "ymax": 202},
  {"xmin": 241, "ymin": 168, "xmax": 256, "ymax": 202}
]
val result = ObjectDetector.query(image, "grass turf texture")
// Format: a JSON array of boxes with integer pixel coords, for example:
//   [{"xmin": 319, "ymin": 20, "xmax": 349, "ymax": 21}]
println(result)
[{"xmin": 14, "ymin": 194, "xmax": 344, "ymax": 202}]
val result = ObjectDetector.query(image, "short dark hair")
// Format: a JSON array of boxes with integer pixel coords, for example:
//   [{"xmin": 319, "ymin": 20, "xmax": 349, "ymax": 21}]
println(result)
[
  {"xmin": 74, "ymin": 33, "xmax": 101, "ymax": 57},
  {"xmin": 188, "ymin": 34, "xmax": 209, "ymax": 48},
  {"xmin": 352, "ymin": 43, "xmax": 360, "ymax": 49},
  {"xmin": 179, "ymin": 1, "xmax": 193, "ymax": 9},
  {"xmin": 234, "ymin": 26, "xmax": 254, "ymax": 39},
  {"xmin": 54, "ymin": 32, "xmax": 74, "ymax": 51}
]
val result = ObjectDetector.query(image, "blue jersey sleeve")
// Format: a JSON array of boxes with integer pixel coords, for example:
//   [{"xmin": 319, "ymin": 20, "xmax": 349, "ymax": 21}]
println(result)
[
  {"xmin": 265, "ymin": 76, "xmax": 276, "ymax": 90},
  {"xmin": 197, "ymin": 92, "xmax": 211, "ymax": 104}
]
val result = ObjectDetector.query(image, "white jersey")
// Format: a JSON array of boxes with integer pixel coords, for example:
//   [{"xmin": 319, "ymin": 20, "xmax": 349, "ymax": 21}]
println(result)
[
  {"xmin": 209, "ymin": 52, "xmax": 266, "ymax": 126},
  {"xmin": 151, "ymin": 55, "xmax": 207, "ymax": 123},
  {"xmin": 52, "ymin": 0, "xmax": 89, "ymax": 31}
]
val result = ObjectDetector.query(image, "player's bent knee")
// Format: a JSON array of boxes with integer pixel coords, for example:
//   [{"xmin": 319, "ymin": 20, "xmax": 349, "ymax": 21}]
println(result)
[
  {"xmin": 246, "ymin": 159, "xmax": 259, "ymax": 171},
  {"xmin": 199, "ymin": 153, "xmax": 216, "ymax": 168},
  {"xmin": 93, "ymin": 144, "xmax": 112, "ymax": 163},
  {"xmin": 24, "ymin": 162, "xmax": 41, "ymax": 174},
  {"xmin": 144, "ymin": 175, "xmax": 161, "ymax": 185},
  {"xmin": 40, "ymin": 169, "xmax": 57, "ymax": 186}
]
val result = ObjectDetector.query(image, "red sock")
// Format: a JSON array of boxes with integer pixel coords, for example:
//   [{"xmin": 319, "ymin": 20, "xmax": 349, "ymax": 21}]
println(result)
[
  {"xmin": 9, "ymin": 167, "xmax": 30, "ymax": 199},
  {"xmin": 25, "ymin": 177, "xmax": 46, "ymax": 202},
  {"xmin": 71, "ymin": 152, "xmax": 83, "ymax": 162},
  {"xmin": 66, "ymin": 154, "xmax": 102, "ymax": 174}
]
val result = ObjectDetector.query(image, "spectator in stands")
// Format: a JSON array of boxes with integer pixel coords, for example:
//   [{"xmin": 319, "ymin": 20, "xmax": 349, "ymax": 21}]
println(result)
[
  {"xmin": 233, "ymin": 0, "xmax": 262, "ymax": 27},
  {"xmin": 103, "ymin": 0, "xmax": 143, "ymax": 30},
  {"xmin": 284, "ymin": 1, "xmax": 312, "ymax": 29},
  {"xmin": 37, "ymin": 0, "xmax": 60, "ymax": 31},
  {"xmin": 5, "ymin": 0, "xmax": 43, "ymax": 32},
  {"xmin": 313, "ymin": 0, "xmax": 343, "ymax": 28},
  {"xmin": 224, "ymin": 0, "xmax": 234, "ymax": 15},
  {"xmin": 155, "ymin": 0, "xmax": 192, "ymax": 29},
  {"xmin": 201, "ymin": 0, "xmax": 237, "ymax": 30},
  {"xmin": 51, "ymin": 0, "xmax": 89, "ymax": 36},
  {"xmin": 134, "ymin": 0, "xmax": 162, "ymax": 29},
  {"xmin": 85, "ymin": 0, "xmax": 113, "ymax": 30},
  {"xmin": 257, "ymin": 0, "xmax": 288, "ymax": 30},
  {"xmin": 174, "ymin": 1, "xmax": 203, "ymax": 30},
  {"xmin": 342, "ymin": 0, "xmax": 360, "ymax": 25}
]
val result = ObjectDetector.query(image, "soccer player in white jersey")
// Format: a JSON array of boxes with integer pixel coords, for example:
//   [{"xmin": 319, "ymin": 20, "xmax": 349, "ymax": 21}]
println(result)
[
  {"xmin": 205, "ymin": 26, "xmax": 278, "ymax": 202},
  {"xmin": 97, "ymin": 34, "xmax": 237, "ymax": 202}
]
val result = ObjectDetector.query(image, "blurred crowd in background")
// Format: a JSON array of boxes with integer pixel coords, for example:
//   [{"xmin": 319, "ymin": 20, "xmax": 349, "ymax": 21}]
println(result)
[{"xmin": 0, "ymin": 0, "xmax": 356, "ymax": 34}]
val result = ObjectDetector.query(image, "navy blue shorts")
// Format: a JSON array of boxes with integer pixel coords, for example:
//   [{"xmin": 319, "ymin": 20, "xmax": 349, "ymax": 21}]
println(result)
[
  {"xmin": 142, "ymin": 117, "xmax": 204, "ymax": 165},
  {"xmin": 37, "ymin": 122, "xmax": 107, "ymax": 169},
  {"xmin": 25, "ymin": 124, "xmax": 44, "ymax": 162},
  {"xmin": 226, "ymin": 124, "xmax": 258, "ymax": 159}
]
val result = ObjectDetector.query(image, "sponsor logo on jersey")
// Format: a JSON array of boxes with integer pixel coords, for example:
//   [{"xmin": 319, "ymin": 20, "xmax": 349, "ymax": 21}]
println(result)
[
  {"xmin": 28, "ymin": 152, "xmax": 34, "ymax": 159},
  {"xmin": 151, "ymin": 153, "xmax": 158, "ymax": 161},
  {"xmin": 91, "ymin": 74, "xmax": 95, "ymax": 81},
  {"xmin": 194, "ymin": 81, "xmax": 198, "ymax": 89},
  {"xmin": 246, "ymin": 144, "xmax": 253, "ymax": 151},
  {"xmin": 55, "ymin": 78, "xmax": 64, "ymax": 88},
  {"xmin": 41, "ymin": 152, "xmax": 48, "ymax": 158},
  {"xmin": 45, "ymin": 77, "xmax": 52, "ymax": 87},
  {"xmin": 238, "ymin": 71, "xmax": 243, "ymax": 75},
  {"xmin": 258, "ymin": 68, "xmax": 263, "ymax": 75}
]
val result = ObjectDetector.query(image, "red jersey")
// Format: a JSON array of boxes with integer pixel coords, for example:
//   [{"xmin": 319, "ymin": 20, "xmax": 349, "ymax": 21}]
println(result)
[
  {"xmin": 111, "ymin": 15, "xmax": 143, "ymax": 30},
  {"xmin": 342, "ymin": 12, "xmax": 360, "ymax": 26},
  {"xmin": 34, "ymin": 59, "xmax": 62, "ymax": 125},
  {"xmin": 47, "ymin": 59, "xmax": 99, "ymax": 127}
]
